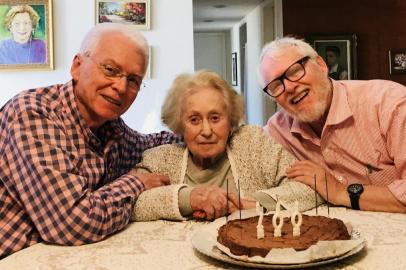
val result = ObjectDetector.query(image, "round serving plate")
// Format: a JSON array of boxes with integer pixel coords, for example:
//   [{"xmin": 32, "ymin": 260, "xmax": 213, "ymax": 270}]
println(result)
[{"xmin": 191, "ymin": 224, "xmax": 366, "ymax": 269}]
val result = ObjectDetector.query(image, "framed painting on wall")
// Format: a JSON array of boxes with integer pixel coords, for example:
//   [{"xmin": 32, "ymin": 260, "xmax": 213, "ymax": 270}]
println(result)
[
  {"xmin": 95, "ymin": 0, "xmax": 150, "ymax": 30},
  {"xmin": 0, "ymin": 0, "xmax": 54, "ymax": 70},
  {"xmin": 307, "ymin": 34, "xmax": 357, "ymax": 80},
  {"xmin": 231, "ymin": 52, "xmax": 238, "ymax": 86},
  {"xmin": 389, "ymin": 49, "xmax": 406, "ymax": 75}
]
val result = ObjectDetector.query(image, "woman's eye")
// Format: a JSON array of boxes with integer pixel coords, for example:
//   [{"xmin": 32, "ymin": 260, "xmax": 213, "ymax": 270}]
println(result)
[
  {"xmin": 210, "ymin": 115, "xmax": 220, "ymax": 122},
  {"xmin": 190, "ymin": 117, "xmax": 200, "ymax": 124}
]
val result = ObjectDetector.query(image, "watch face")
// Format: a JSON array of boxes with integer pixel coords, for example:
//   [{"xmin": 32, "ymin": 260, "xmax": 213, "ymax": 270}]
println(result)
[{"xmin": 348, "ymin": 183, "xmax": 364, "ymax": 195}]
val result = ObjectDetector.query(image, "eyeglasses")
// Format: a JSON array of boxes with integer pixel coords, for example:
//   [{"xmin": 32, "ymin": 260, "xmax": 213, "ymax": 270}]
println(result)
[
  {"xmin": 262, "ymin": 56, "xmax": 310, "ymax": 98},
  {"xmin": 87, "ymin": 56, "xmax": 144, "ymax": 93}
]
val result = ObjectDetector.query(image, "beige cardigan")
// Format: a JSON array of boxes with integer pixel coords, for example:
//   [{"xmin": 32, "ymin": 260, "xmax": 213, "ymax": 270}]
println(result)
[{"xmin": 131, "ymin": 125, "xmax": 322, "ymax": 221}]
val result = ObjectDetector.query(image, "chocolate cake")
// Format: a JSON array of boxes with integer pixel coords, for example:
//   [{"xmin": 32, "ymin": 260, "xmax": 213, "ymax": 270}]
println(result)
[{"xmin": 217, "ymin": 214, "xmax": 351, "ymax": 258}]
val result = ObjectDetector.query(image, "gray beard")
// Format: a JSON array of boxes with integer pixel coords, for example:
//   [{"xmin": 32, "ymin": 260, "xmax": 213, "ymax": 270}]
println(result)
[{"xmin": 293, "ymin": 100, "xmax": 327, "ymax": 123}]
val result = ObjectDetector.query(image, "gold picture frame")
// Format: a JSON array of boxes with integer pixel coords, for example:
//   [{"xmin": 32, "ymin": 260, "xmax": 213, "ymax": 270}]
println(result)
[
  {"xmin": 0, "ymin": 0, "xmax": 54, "ymax": 70},
  {"xmin": 95, "ymin": 0, "xmax": 151, "ymax": 30}
]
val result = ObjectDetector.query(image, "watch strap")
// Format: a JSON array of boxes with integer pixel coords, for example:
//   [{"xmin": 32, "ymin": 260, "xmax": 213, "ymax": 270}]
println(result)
[{"xmin": 349, "ymin": 194, "xmax": 360, "ymax": 210}]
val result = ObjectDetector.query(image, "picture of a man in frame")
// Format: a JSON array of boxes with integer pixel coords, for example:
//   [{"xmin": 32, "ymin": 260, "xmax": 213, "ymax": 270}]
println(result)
[
  {"xmin": 0, "ymin": 4, "xmax": 47, "ymax": 65},
  {"xmin": 314, "ymin": 40, "xmax": 351, "ymax": 80}
]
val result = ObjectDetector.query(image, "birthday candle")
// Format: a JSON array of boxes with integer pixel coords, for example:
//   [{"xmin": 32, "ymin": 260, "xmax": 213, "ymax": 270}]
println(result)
[
  {"xmin": 272, "ymin": 200, "xmax": 283, "ymax": 237},
  {"xmin": 291, "ymin": 200, "xmax": 303, "ymax": 237},
  {"xmin": 256, "ymin": 202, "xmax": 264, "ymax": 239}
]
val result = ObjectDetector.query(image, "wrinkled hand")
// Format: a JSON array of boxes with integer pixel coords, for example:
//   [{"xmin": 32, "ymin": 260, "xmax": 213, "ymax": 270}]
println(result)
[
  {"xmin": 190, "ymin": 186, "xmax": 241, "ymax": 220},
  {"xmin": 192, "ymin": 198, "xmax": 256, "ymax": 220},
  {"xmin": 239, "ymin": 199, "xmax": 256, "ymax": 210},
  {"xmin": 129, "ymin": 169, "xmax": 170, "ymax": 190},
  {"xmin": 286, "ymin": 160, "xmax": 346, "ymax": 204}
]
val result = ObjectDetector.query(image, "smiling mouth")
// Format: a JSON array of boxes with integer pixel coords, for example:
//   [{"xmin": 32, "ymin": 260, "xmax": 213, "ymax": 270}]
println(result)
[
  {"xmin": 101, "ymin": 95, "xmax": 121, "ymax": 106},
  {"xmin": 290, "ymin": 90, "xmax": 309, "ymax": 105}
]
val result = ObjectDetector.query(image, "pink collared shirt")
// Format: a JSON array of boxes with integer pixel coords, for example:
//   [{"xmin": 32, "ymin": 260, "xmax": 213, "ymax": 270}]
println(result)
[{"xmin": 266, "ymin": 79, "xmax": 406, "ymax": 205}]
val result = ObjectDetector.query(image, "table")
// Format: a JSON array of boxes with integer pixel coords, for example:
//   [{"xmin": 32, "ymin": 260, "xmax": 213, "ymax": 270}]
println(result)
[{"xmin": 1, "ymin": 207, "xmax": 406, "ymax": 269}]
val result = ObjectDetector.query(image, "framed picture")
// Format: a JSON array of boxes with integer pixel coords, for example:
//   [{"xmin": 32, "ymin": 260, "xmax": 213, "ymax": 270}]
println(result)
[
  {"xmin": 389, "ymin": 49, "xmax": 406, "ymax": 75},
  {"xmin": 307, "ymin": 34, "xmax": 357, "ymax": 80},
  {"xmin": 0, "ymin": 0, "xmax": 54, "ymax": 70},
  {"xmin": 96, "ymin": 0, "xmax": 150, "ymax": 30},
  {"xmin": 231, "ymin": 52, "xmax": 238, "ymax": 86}
]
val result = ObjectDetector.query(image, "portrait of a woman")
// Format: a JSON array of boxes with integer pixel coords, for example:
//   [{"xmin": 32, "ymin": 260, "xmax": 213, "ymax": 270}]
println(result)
[{"xmin": 0, "ymin": 5, "xmax": 46, "ymax": 65}]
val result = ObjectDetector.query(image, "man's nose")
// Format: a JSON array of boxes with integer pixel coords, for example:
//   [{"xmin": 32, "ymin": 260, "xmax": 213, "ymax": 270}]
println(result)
[
  {"xmin": 283, "ymin": 79, "xmax": 299, "ymax": 93},
  {"xmin": 113, "ymin": 76, "xmax": 128, "ymax": 94}
]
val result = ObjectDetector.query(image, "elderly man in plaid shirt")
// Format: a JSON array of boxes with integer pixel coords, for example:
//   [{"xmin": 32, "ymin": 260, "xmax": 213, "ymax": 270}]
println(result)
[{"xmin": 0, "ymin": 23, "xmax": 178, "ymax": 258}]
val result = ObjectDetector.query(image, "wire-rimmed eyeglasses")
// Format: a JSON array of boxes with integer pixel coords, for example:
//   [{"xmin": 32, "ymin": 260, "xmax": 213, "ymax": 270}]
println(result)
[
  {"xmin": 87, "ymin": 56, "xmax": 145, "ymax": 93},
  {"xmin": 262, "ymin": 56, "xmax": 311, "ymax": 98}
]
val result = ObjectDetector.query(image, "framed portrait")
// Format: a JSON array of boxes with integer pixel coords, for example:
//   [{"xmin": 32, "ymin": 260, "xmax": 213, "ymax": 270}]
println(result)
[
  {"xmin": 0, "ymin": 0, "xmax": 54, "ymax": 70},
  {"xmin": 307, "ymin": 34, "xmax": 357, "ymax": 80},
  {"xmin": 95, "ymin": 0, "xmax": 151, "ymax": 30},
  {"xmin": 389, "ymin": 49, "xmax": 406, "ymax": 75},
  {"xmin": 231, "ymin": 52, "xmax": 238, "ymax": 86}
]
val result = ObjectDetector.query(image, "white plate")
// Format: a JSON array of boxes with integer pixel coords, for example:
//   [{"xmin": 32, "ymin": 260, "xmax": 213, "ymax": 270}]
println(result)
[{"xmin": 191, "ymin": 223, "xmax": 366, "ymax": 269}]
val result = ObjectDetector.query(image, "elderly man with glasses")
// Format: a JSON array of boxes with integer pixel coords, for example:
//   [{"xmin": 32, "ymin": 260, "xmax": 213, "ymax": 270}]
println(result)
[
  {"xmin": 259, "ymin": 36, "xmax": 406, "ymax": 214},
  {"xmin": 0, "ymin": 23, "xmax": 178, "ymax": 259}
]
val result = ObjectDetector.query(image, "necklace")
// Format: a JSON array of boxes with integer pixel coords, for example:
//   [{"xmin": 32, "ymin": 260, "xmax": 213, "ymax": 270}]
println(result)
[{"xmin": 12, "ymin": 37, "xmax": 32, "ymax": 64}]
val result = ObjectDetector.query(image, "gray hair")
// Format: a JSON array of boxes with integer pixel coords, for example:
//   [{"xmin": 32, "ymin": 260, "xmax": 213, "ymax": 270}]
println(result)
[
  {"xmin": 79, "ymin": 23, "xmax": 149, "ymax": 70},
  {"xmin": 161, "ymin": 69, "xmax": 245, "ymax": 135},
  {"xmin": 258, "ymin": 37, "xmax": 318, "ymax": 84}
]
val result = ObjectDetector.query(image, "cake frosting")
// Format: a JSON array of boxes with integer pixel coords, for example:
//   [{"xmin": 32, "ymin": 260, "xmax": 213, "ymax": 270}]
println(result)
[{"xmin": 217, "ymin": 214, "xmax": 351, "ymax": 258}]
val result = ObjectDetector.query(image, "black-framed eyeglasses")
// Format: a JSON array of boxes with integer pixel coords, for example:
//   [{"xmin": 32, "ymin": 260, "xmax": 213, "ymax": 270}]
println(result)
[
  {"xmin": 87, "ymin": 57, "xmax": 144, "ymax": 93},
  {"xmin": 262, "ymin": 56, "xmax": 310, "ymax": 98}
]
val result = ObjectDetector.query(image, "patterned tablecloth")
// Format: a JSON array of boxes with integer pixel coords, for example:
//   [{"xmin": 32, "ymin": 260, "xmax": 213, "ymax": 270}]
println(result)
[{"xmin": 1, "ymin": 207, "xmax": 406, "ymax": 270}]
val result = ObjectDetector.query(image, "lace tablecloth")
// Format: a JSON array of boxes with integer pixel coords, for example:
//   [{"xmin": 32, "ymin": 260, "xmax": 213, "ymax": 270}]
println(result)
[{"xmin": 1, "ymin": 207, "xmax": 406, "ymax": 270}]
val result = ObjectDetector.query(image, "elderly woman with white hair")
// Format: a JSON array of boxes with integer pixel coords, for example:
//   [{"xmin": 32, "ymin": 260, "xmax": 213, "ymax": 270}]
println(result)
[{"xmin": 132, "ymin": 70, "xmax": 322, "ymax": 221}]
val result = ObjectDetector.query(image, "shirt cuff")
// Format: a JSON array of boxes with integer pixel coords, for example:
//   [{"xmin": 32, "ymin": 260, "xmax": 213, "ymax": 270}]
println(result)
[{"xmin": 178, "ymin": 186, "xmax": 194, "ymax": 216}]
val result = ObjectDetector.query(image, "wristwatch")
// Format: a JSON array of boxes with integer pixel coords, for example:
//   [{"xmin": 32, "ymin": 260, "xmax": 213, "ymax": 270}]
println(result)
[{"xmin": 347, "ymin": 183, "xmax": 364, "ymax": 210}]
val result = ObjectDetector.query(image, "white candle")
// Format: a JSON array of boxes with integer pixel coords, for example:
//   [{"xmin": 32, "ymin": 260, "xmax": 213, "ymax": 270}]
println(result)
[
  {"xmin": 272, "ymin": 200, "xmax": 283, "ymax": 237},
  {"xmin": 256, "ymin": 202, "xmax": 264, "ymax": 239},
  {"xmin": 291, "ymin": 200, "xmax": 303, "ymax": 237}
]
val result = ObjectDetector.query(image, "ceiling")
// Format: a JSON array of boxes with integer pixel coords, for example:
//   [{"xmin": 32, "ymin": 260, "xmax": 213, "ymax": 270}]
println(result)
[{"xmin": 193, "ymin": 0, "xmax": 266, "ymax": 32}]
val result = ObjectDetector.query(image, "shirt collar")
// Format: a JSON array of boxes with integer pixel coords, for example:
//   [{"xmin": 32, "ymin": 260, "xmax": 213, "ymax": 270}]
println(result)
[{"xmin": 326, "ymin": 79, "xmax": 353, "ymax": 126}]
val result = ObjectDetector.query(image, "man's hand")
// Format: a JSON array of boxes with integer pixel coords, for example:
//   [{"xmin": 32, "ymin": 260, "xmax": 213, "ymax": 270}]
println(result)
[
  {"xmin": 190, "ymin": 186, "xmax": 241, "ymax": 220},
  {"xmin": 286, "ymin": 160, "xmax": 346, "ymax": 205},
  {"xmin": 129, "ymin": 169, "xmax": 170, "ymax": 190}
]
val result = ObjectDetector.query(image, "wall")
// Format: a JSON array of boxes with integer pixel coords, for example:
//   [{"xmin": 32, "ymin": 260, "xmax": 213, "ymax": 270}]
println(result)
[
  {"xmin": 194, "ymin": 32, "xmax": 229, "ymax": 81},
  {"xmin": 0, "ymin": 0, "xmax": 194, "ymax": 132},
  {"xmin": 230, "ymin": 26, "xmax": 240, "ymax": 94},
  {"xmin": 283, "ymin": 0, "xmax": 406, "ymax": 85},
  {"xmin": 230, "ymin": 0, "xmax": 277, "ymax": 125},
  {"xmin": 244, "ymin": 6, "xmax": 265, "ymax": 125},
  {"xmin": 262, "ymin": 2, "xmax": 278, "ymax": 120}
]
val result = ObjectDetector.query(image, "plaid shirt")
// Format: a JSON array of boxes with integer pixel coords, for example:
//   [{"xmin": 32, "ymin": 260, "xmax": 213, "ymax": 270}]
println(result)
[{"xmin": 0, "ymin": 81, "xmax": 178, "ymax": 258}]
